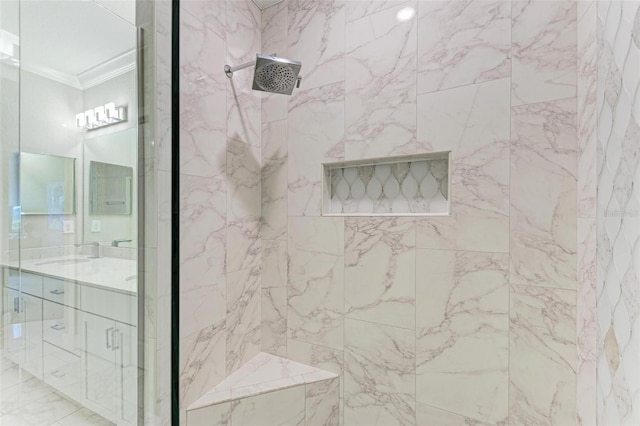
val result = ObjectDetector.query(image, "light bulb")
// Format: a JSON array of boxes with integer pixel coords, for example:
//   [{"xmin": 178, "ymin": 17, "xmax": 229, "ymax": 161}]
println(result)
[
  {"xmin": 95, "ymin": 106, "xmax": 106, "ymax": 124},
  {"xmin": 76, "ymin": 113, "xmax": 86, "ymax": 128}
]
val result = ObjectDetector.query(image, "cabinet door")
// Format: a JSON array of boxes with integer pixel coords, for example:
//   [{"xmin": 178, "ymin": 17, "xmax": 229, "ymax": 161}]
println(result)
[
  {"xmin": 82, "ymin": 311, "xmax": 117, "ymax": 422},
  {"xmin": 43, "ymin": 341, "xmax": 82, "ymax": 402},
  {"xmin": 115, "ymin": 322, "xmax": 138, "ymax": 425},
  {"xmin": 4, "ymin": 288, "xmax": 25, "ymax": 365},
  {"xmin": 43, "ymin": 300, "xmax": 79, "ymax": 355},
  {"xmin": 22, "ymin": 293, "xmax": 43, "ymax": 379}
]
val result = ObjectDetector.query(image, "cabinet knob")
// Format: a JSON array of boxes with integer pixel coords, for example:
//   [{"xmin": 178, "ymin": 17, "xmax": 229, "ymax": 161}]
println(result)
[
  {"xmin": 50, "ymin": 324, "xmax": 65, "ymax": 331},
  {"xmin": 50, "ymin": 289, "xmax": 64, "ymax": 295}
]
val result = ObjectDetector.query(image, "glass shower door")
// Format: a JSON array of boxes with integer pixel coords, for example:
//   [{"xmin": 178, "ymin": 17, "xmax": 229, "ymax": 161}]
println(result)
[
  {"xmin": 0, "ymin": 0, "xmax": 27, "ymax": 422},
  {"xmin": 1, "ymin": 1, "xmax": 142, "ymax": 425}
]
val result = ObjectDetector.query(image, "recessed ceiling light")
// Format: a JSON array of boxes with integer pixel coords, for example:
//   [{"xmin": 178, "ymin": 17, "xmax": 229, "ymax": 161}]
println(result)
[{"xmin": 396, "ymin": 7, "xmax": 416, "ymax": 22}]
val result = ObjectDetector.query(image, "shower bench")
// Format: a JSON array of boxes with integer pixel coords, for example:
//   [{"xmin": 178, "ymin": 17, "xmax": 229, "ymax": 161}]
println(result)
[{"xmin": 186, "ymin": 352, "xmax": 339, "ymax": 425}]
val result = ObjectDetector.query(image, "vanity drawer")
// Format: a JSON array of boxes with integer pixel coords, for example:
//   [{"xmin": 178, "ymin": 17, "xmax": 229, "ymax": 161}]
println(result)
[
  {"xmin": 43, "ymin": 277, "xmax": 78, "ymax": 308},
  {"xmin": 43, "ymin": 300, "xmax": 79, "ymax": 355},
  {"xmin": 81, "ymin": 286, "xmax": 136, "ymax": 325},
  {"xmin": 43, "ymin": 342, "xmax": 82, "ymax": 402},
  {"xmin": 7, "ymin": 269, "xmax": 43, "ymax": 297}
]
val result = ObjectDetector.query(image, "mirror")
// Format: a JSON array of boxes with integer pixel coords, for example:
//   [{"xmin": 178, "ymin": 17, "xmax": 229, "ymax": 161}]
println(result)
[
  {"xmin": 89, "ymin": 161, "xmax": 133, "ymax": 215},
  {"xmin": 83, "ymin": 127, "xmax": 137, "ymax": 246},
  {"xmin": 20, "ymin": 152, "xmax": 76, "ymax": 215}
]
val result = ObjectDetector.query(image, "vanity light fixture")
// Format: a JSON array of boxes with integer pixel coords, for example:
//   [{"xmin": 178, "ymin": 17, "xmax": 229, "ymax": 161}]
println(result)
[{"xmin": 76, "ymin": 102, "xmax": 127, "ymax": 130}]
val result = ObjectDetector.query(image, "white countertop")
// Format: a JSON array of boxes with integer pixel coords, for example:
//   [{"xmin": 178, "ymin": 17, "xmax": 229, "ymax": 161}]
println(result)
[{"xmin": 2, "ymin": 255, "xmax": 138, "ymax": 294}]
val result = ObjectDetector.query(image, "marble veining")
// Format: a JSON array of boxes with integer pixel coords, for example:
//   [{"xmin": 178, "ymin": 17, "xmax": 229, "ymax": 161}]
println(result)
[
  {"xmin": 231, "ymin": 385, "xmax": 305, "ymax": 426},
  {"xmin": 180, "ymin": 320, "xmax": 227, "ymax": 409},
  {"xmin": 288, "ymin": 82, "xmax": 345, "ymax": 217},
  {"xmin": 262, "ymin": 120, "xmax": 288, "ymax": 240},
  {"xmin": 510, "ymin": 98, "xmax": 577, "ymax": 290},
  {"xmin": 509, "ymin": 284, "xmax": 576, "ymax": 425},
  {"xmin": 417, "ymin": 0, "xmax": 511, "ymax": 95},
  {"xmin": 577, "ymin": 218, "xmax": 597, "ymax": 426},
  {"xmin": 306, "ymin": 377, "xmax": 340, "ymax": 426},
  {"xmin": 416, "ymin": 249, "xmax": 509, "ymax": 424},
  {"xmin": 416, "ymin": 78, "xmax": 510, "ymax": 253},
  {"xmin": 174, "ymin": 0, "xmax": 595, "ymax": 424},
  {"xmin": 261, "ymin": 0, "xmax": 288, "ymax": 57},
  {"xmin": 416, "ymin": 402, "xmax": 491, "ymax": 426},
  {"xmin": 226, "ymin": 218, "xmax": 261, "ymax": 274},
  {"xmin": 226, "ymin": 1, "xmax": 262, "ymax": 148},
  {"xmin": 344, "ymin": 217, "xmax": 415, "ymax": 329},
  {"xmin": 288, "ymin": 0, "xmax": 345, "ymax": 91},
  {"xmin": 262, "ymin": 287, "xmax": 287, "ymax": 357},
  {"xmin": 345, "ymin": 2, "xmax": 417, "ymax": 160},
  {"xmin": 345, "ymin": 0, "xmax": 404, "ymax": 23},
  {"xmin": 511, "ymin": 0, "xmax": 577, "ymax": 106},
  {"xmin": 181, "ymin": 0, "xmax": 226, "ymax": 40},
  {"xmin": 261, "ymin": 239, "xmax": 287, "ymax": 288},
  {"xmin": 179, "ymin": 10, "xmax": 227, "ymax": 180},
  {"xmin": 180, "ymin": 175, "xmax": 226, "ymax": 293},
  {"xmin": 226, "ymin": 267, "xmax": 262, "ymax": 375},
  {"xmin": 288, "ymin": 217, "xmax": 345, "ymax": 350},
  {"xmin": 227, "ymin": 139, "xmax": 261, "ymax": 223},
  {"xmin": 596, "ymin": 1, "xmax": 640, "ymax": 423},
  {"xmin": 344, "ymin": 318, "xmax": 416, "ymax": 426},
  {"xmin": 578, "ymin": 0, "xmax": 598, "ymax": 219}
]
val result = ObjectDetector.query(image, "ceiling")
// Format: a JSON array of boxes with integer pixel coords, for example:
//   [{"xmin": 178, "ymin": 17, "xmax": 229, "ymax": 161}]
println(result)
[{"xmin": 20, "ymin": 0, "xmax": 136, "ymax": 89}]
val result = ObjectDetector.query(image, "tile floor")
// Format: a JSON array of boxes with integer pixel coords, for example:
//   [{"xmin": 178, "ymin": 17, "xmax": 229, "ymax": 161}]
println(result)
[{"xmin": 0, "ymin": 357, "xmax": 113, "ymax": 426}]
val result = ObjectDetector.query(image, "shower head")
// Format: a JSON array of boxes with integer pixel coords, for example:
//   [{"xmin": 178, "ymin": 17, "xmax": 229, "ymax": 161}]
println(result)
[{"xmin": 224, "ymin": 54, "xmax": 302, "ymax": 95}]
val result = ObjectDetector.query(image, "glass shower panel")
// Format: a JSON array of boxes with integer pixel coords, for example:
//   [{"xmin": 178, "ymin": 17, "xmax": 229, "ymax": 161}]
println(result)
[
  {"xmin": 0, "ymin": 0, "xmax": 25, "ymax": 420},
  {"xmin": 0, "ymin": 1, "xmax": 142, "ymax": 425}
]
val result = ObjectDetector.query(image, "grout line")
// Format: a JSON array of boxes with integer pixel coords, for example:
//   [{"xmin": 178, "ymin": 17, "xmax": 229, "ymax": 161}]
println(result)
[
  {"xmin": 416, "ymin": 76, "xmax": 512, "ymax": 99},
  {"xmin": 508, "ymin": 0, "xmax": 513, "ymax": 418},
  {"xmin": 413, "ymin": 247, "xmax": 510, "ymax": 256},
  {"xmin": 511, "ymin": 94, "xmax": 579, "ymax": 110},
  {"xmin": 414, "ymin": 218, "xmax": 417, "ymax": 423}
]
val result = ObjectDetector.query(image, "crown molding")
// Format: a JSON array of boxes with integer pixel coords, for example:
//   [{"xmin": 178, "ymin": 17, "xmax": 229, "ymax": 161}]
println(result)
[
  {"xmin": 20, "ymin": 63, "xmax": 82, "ymax": 89},
  {"xmin": 77, "ymin": 48, "xmax": 136, "ymax": 89},
  {"xmin": 20, "ymin": 48, "xmax": 135, "ymax": 91}
]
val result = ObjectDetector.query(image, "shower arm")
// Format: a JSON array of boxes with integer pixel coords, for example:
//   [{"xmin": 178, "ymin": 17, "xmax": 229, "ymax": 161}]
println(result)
[
  {"xmin": 224, "ymin": 53, "xmax": 277, "ymax": 78},
  {"xmin": 224, "ymin": 61, "xmax": 255, "ymax": 78}
]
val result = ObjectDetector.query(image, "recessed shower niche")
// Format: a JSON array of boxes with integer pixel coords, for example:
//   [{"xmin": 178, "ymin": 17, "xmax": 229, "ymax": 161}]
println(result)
[{"xmin": 322, "ymin": 152, "xmax": 451, "ymax": 216}]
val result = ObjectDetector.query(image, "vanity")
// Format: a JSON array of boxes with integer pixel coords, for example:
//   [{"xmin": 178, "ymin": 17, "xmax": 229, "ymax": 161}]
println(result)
[{"xmin": 1, "ymin": 255, "xmax": 138, "ymax": 426}]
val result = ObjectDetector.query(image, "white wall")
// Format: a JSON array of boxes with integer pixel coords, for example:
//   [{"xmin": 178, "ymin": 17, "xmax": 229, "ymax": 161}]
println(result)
[
  {"xmin": 83, "ymin": 70, "xmax": 138, "ymax": 248},
  {"xmin": 19, "ymin": 70, "xmax": 83, "ymax": 250},
  {"xmin": 14, "ymin": 67, "xmax": 137, "ymax": 252}
]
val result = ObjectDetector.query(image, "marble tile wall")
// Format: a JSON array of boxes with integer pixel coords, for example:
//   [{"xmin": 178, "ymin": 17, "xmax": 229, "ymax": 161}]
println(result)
[
  {"xmin": 186, "ymin": 376, "xmax": 340, "ymax": 426},
  {"xmin": 178, "ymin": 0, "xmax": 262, "ymax": 423},
  {"xmin": 255, "ymin": 0, "xmax": 596, "ymax": 425},
  {"xmin": 578, "ymin": 1, "xmax": 598, "ymax": 425},
  {"xmin": 596, "ymin": 1, "xmax": 640, "ymax": 424}
]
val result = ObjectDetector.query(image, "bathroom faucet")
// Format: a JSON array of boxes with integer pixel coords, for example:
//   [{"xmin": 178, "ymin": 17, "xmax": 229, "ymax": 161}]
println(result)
[
  {"xmin": 112, "ymin": 239, "xmax": 132, "ymax": 248},
  {"xmin": 75, "ymin": 241, "xmax": 100, "ymax": 259}
]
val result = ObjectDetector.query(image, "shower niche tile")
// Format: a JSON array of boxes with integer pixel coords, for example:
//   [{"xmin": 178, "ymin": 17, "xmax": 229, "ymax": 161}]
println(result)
[{"xmin": 322, "ymin": 152, "xmax": 450, "ymax": 216}]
